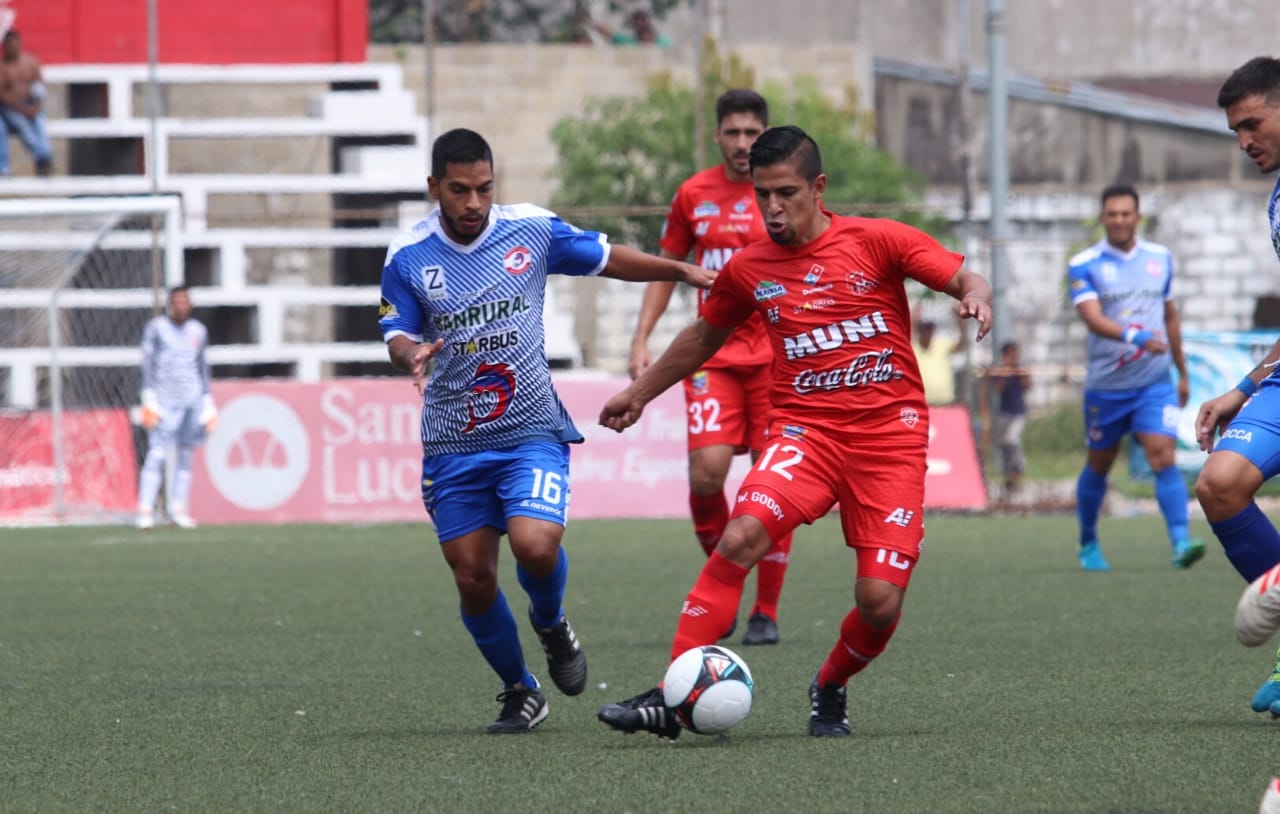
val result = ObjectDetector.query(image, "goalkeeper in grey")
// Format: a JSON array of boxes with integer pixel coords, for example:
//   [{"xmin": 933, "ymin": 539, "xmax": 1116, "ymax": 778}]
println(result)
[{"xmin": 135, "ymin": 286, "xmax": 217, "ymax": 529}]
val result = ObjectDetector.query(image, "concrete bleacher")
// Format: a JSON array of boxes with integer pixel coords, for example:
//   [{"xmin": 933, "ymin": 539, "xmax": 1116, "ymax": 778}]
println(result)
[{"xmin": 0, "ymin": 62, "xmax": 582, "ymax": 395}]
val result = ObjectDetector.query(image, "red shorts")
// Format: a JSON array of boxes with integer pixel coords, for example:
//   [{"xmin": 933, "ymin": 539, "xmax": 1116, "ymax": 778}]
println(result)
[
  {"xmin": 729, "ymin": 421, "xmax": 927, "ymax": 581},
  {"xmin": 682, "ymin": 365, "xmax": 771, "ymax": 454}
]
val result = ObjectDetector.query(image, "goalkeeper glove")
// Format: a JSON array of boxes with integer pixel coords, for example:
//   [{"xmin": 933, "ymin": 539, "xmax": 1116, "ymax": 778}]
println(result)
[
  {"xmin": 140, "ymin": 389, "xmax": 163, "ymax": 430},
  {"xmin": 200, "ymin": 394, "xmax": 219, "ymax": 434}
]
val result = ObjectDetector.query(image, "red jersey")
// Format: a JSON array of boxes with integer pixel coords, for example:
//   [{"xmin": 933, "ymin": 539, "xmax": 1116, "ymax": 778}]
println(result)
[
  {"xmin": 701, "ymin": 213, "xmax": 964, "ymax": 433},
  {"xmin": 659, "ymin": 165, "xmax": 770, "ymax": 368}
]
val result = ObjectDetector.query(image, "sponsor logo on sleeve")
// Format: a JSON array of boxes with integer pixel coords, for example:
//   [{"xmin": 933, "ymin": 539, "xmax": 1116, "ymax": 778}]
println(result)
[
  {"xmin": 753, "ymin": 280, "xmax": 787, "ymax": 301},
  {"xmin": 378, "ymin": 297, "xmax": 398, "ymax": 318}
]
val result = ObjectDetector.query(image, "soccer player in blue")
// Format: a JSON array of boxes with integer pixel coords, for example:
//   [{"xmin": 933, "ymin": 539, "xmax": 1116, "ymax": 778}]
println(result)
[
  {"xmin": 1194, "ymin": 56, "xmax": 1280, "ymax": 719},
  {"xmin": 1068, "ymin": 184, "xmax": 1204, "ymax": 572},
  {"xmin": 378, "ymin": 128, "xmax": 714, "ymax": 733},
  {"xmin": 135, "ymin": 285, "xmax": 217, "ymax": 530}
]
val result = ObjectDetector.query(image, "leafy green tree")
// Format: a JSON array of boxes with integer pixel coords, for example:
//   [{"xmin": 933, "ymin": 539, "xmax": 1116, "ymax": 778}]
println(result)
[
  {"xmin": 550, "ymin": 43, "xmax": 943, "ymax": 251},
  {"xmin": 371, "ymin": 0, "xmax": 680, "ymax": 44}
]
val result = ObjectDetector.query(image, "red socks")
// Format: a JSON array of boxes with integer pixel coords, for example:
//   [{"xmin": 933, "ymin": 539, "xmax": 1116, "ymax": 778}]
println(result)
[
  {"xmin": 670, "ymin": 551, "xmax": 749, "ymax": 661},
  {"xmin": 689, "ymin": 490, "xmax": 729, "ymax": 556},
  {"xmin": 816, "ymin": 607, "xmax": 898, "ymax": 687},
  {"xmin": 750, "ymin": 531, "xmax": 792, "ymax": 621}
]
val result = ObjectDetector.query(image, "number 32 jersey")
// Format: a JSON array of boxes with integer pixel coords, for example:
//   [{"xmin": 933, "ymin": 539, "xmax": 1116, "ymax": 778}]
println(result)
[
  {"xmin": 660, "ymin": 166, "xmax": 770, "ymax": 368},
  {"xmin": 379, "ymin": 204, "xmax": 608, "ymax": 456}
]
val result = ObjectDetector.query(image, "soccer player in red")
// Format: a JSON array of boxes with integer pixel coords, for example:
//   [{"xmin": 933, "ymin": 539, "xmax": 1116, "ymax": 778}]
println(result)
[
  {"xmin": 597, "ymin": 125, "xmax": 992, "ymax": 738},
  {"xmin": 629, "ymin": 89, "xmax": 792, "ymax": 646}
]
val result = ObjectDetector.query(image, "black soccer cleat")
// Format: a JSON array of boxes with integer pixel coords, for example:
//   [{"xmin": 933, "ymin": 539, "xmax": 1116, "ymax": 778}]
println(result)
[
  {"xmin": 529, "ymin": 607, "xmax": 588, "ymax": 696},
  {"xmin": 808, "ymin": 677, "xmax": 851, "ymax": 737},
  {"xmin": 597, "ymin": 686, "xmax": 682, "ymax": 740},
  {"xmin": 741, "ymin": 612, "xmax": 780, "ymax": 646},
  {"xmin": 487, "ymin": 684, "xmax": 549, "ymax": 734}
]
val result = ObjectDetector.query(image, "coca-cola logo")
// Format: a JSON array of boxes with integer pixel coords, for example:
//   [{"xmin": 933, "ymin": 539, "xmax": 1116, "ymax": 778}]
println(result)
[{"xmin": 792, "ymin": 349, "xmax": 903, "ymax": 394}]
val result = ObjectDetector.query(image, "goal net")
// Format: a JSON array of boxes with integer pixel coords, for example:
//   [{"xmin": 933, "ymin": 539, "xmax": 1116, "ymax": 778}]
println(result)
[{"xmin": 0, "ymin": 196, "xmax": 184, "ymax": 525}]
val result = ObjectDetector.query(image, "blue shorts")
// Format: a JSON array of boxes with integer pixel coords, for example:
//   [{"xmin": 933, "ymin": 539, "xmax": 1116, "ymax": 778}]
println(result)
[
  {"xmin": 1212, "ymin": 382, "xmax": 1280, "ymax": 479},
  {"xmin": 1083, "ymin": 379, "xmax": 1180, "ymax": 450},
  {"xmin": 420, "ymin": 440, "xmax": 572, "ymax": 542}
]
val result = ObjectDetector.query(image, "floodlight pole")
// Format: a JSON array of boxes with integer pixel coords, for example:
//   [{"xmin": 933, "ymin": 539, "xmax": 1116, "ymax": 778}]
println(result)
[
  {"xmin": 693, "ymin": 0, "xmax": 706, "ymax": 172},
  {"xmin": 423, "ymin": 0, "xmax": 435, "ymax": 205},
  {"xmin": 147, "ymin": 0, "xmax": 163, "ymax": 314},
  {"xmin": 986, "ymin": 0, "xmax": 1011, "ymax": 358}
]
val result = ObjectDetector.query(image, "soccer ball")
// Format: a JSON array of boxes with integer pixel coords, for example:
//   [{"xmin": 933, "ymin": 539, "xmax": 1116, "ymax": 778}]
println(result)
[
  {"xmin": 662, "ymin": 644, "xmax": 754, "ymax": 735},
  {"xmin": 1235, "ymin": 564, "xmax": 1280, "ymax": 647}
]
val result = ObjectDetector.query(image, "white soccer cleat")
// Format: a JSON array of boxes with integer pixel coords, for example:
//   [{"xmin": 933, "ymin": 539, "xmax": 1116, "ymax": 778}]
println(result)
[
  {"xmin": 171, "ymin": 512, "xmax": 198, "ymax": 529},
  {"xmin": 1235, "ymin": 564, "xmax": 1280, "ymax": 647},
  {"xmin": 135, "ymin": 512, "xmax": 154, "ymax": 530},
  {"xmin": 1259, "ymin": 777, "xmax": 1280, "ymax": 814}
]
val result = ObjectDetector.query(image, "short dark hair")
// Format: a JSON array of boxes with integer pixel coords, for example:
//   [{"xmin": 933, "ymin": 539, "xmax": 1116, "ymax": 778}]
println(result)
[
  {"xmin": 715, "ymin": 89, "xmax": 768, "ymax": 128},
  {"xmin": 1000, "ymin": 340, "xmax": 1019, "ymax": 356},
  {"xmin": 1100, "ymin": 183, "xmax": 1139, "ymax": 209},
  {"xmin": 431, "ymin": 128, "xmax": 493, "ymax": 180},
  {"xmin": 168, "ymin": 285, "xmax": 189, "ymax": 298},
  {"xmin": 749, "ymin": 125, "xmax": 822, "ymax": 182},
  {"xmin": 1217, "ymin": 56, "xmax": 1280, "ymax": 108}
]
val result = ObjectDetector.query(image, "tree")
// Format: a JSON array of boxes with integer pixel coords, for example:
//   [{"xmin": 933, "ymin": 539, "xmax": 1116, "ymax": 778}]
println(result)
[
  {"xmin": 549, "ymin": 43, "xmax": 943, "ymax": 252},
  {"xmin": 370, "ymin": 0, "xmax": 681, "ymax": 44}
]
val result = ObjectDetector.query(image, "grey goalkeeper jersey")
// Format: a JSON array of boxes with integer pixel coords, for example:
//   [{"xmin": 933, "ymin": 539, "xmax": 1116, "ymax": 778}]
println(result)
[{"xmin": 140, "ymin": 316, "xmax": 211, "ymax": 407}]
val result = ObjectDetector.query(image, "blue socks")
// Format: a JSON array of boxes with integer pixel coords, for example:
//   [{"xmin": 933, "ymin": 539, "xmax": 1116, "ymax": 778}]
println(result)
[
  {"xmin": 1210, "ymin": 502, "xmax": 1280, "ymax": 582},
  {"xmin": 518, "ymin": 548, "xmax": 568, "ymax": 629},
  {"xmin": 1152, "ymin": 465, "xmax": 1190, "ymax": 546},
  {"xmin": 1076, "ymin": 466, "xmax": 1107, "ymax": 546},
  {"xmin": 461, "ymin": 588, "xmax": 537, "ymax": 689}
]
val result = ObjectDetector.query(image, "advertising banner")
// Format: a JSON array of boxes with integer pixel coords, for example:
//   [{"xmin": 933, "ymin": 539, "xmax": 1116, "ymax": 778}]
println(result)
[
  {"xmin": 191, "ymin": 376, "xmax": 988, "ymax": 525},
  {"xmin": 0, "ymin": 409, "xmax": 138, "ymax": 522}
]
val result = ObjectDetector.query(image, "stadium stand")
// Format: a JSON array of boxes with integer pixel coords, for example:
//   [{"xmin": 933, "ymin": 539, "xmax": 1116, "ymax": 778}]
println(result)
[{"xmin": 1, "ymin": 62, "xmax": 582, "ymax": 387}]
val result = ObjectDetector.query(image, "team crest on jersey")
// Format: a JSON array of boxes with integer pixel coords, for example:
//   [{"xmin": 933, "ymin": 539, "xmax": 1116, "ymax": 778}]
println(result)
[
  {"xmin": 463, "ymin": 362, "xmax": 516, "ymax": 433},
  {"xmin": 733, "ymin": 197, "xmax": 750, "ymax": 214},
  {"xmin": 504, "ymin": 246, "xmax": 534, "ymax": 275},
  {"xmin": 846, "ymin": 270, "xmax": 878, "ymax": 296},
  {"xmin": 1146, "ymin": 260, "xmax": 1162, "ymax": 276},
  {"xmin": 900, "ymin": 408, "xmax": 919, "ymax": 428},
  {"xmin": 753, "ymin": 280, "xmax": 786, "ymax": 301},
  {"xmin": 804, "ymin": 264, "xmax": 825, "ymax": 285},
  {"xmin": 691, "ymin": 370, "xmax": 710, "ymax": 394},
  {"xmin": 765, "ymin": 305, "xmax": 781, "ymax": 323},
  {"xmin": 694, "ymin": 201, "xmax": 721, "ymax": 218}
]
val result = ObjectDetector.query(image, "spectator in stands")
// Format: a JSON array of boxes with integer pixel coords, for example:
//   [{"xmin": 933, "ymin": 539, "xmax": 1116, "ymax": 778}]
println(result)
[
  {"xmin": 0, "ymin": 29, "xmax": 51, "ymax": 177},
  {"xmin": 981, "ymin": 340, "xmax": 1031, "ymax": 507},
  {"xmin": 586, "ymin": 6, "xmax": 673, "ymax": 48},
  {"xmin": 911, "ymin": 315, "xmax": 966, "ymax": 406}
]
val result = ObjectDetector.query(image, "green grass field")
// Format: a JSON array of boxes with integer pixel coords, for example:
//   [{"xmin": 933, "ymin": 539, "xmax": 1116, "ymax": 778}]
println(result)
[{"xmin": 2, "ymin": 514, "xmax": 1276, "ymax": 813}]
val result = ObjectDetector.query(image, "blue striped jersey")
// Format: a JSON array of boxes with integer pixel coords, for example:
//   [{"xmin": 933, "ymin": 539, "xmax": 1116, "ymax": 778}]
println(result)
[
  {"xmin": 1269, "ymin": 174, "xmax": 1280, "ymax": 263},
  {"xmin": 139, "ymin": 316, "xmax": 210, "ymax": 406},
  {"xmin": 379, "ymin": 204, "xmax": 609, "ymax": 455},
  {"xmin": 1068, "ymin": 238, "xmax": 1175, "ymax": 390}
]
